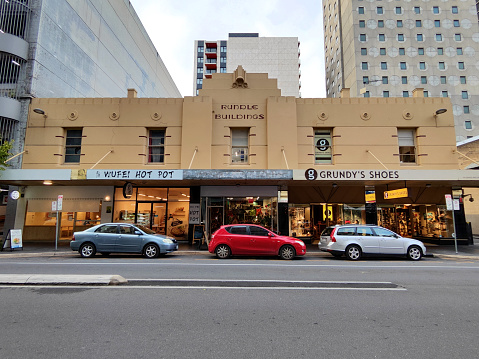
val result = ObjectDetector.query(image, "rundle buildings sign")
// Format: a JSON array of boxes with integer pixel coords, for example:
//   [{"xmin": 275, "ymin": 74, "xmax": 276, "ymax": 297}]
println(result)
[{"xmin": 214, "ymin": 104, "xmax": 265, "ymax": 120}]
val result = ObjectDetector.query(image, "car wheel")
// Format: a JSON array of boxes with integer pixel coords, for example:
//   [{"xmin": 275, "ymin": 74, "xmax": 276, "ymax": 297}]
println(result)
[
  {"xmin": 143, "ymin": 244, "xmax": 160, "ymax": 258},
  {"xmin": 215, "ymin": 244, "xmax": 231, "ymax": 259},
  {"xmin": 345, "ymin": 245, "xmax": 362, "ymax": 261},
  {"xmin": 407, "ymin": 245, "xmax": 422, "ymax": 261},
  {"xmin": 279, "ymin": 245, "xmax": 295, "ymax": 260},
  {"xmin": 80, "ymin": 243, "xmax": 96, "ymax": 258}
]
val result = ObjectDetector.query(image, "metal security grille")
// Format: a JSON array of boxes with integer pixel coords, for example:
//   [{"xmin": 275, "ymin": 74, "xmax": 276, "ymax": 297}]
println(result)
[
  {"xmin": 0, "ymin": 116, "xmax": 18, "ymax": 144},
  {"xmin": 0, "ymin": 53, "xmax": 25, "ymax": 99}
]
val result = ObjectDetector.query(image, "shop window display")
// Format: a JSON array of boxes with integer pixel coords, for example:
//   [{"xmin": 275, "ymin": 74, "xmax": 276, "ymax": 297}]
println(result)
[
  {"xmin": 289, "ymin": 205, "xmax": 311, "ymax": 237},
  {"xmin": 224, "ymin": 197, "xmax": 275, "ymax": 230}
]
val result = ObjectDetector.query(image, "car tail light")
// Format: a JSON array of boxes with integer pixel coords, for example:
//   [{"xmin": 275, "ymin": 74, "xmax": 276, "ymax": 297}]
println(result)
[
  {"xmin": 72, "ymin": 234, "xmax": 75, "ymax": 241},
  {"xmin": 330, "ymin": 229, "xmax": 337, "ymax": 242}
]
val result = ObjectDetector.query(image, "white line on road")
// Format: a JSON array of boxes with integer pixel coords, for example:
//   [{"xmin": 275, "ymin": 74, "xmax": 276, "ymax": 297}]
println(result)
[{"xmin": 0, "ymin": 285, "xmax": 407, "ymax": 291}]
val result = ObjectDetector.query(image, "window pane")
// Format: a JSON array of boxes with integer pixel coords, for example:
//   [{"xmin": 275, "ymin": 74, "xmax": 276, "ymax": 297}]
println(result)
[
  {"xmin": 231, "ymin": 128, "xmax": 249, "ymax": 163},
  {"xmin": 65, "ymin": 129, "xmax": 83, "ymax": 163},
  {"xmin": 148, "ymin": 129, "xmax": 165, "ymax": 163}
]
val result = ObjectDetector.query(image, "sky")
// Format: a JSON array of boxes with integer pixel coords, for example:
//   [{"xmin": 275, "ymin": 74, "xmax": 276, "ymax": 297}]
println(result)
[{"xmin": 128, "ymin": 0, "xmax": 326, "ymax": 98}]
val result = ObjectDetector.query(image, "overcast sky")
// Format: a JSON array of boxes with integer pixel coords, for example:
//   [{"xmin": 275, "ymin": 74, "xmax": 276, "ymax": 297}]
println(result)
[{"xmin": 128, "ymin": 0, "xmax": 326, "ymax": 98}]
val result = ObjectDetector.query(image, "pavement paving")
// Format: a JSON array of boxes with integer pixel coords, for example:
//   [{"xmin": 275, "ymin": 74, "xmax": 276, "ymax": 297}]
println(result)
[{"xmin": 1, "ymin": 240, "xmax": 479, "ymax": 285}]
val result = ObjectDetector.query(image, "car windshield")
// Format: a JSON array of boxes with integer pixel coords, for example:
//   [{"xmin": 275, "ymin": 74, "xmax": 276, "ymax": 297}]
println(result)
[{"xmin": 135, "ymin": 225, "xmax": 156, "ymax": 234}]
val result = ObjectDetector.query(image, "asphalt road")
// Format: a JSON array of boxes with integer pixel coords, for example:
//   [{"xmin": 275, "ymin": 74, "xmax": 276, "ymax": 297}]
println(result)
[{"xmin": 1, "ymin": 255, "xmax": 479, "ymax": 359}]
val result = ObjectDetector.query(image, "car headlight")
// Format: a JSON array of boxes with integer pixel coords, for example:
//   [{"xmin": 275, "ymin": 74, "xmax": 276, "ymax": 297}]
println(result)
[
  {"xmin": 295, "ymin": 240, "xmax": 305, "ymax": 246},
  {"xmin": 162, "ymin": 238, "xmax": 173, "ymax": 244}
]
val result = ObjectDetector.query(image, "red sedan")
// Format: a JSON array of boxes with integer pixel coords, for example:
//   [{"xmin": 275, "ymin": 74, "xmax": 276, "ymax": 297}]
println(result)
[{"xmin": 208, "ymin": 224, "xmax": 307, "ymax": 260}]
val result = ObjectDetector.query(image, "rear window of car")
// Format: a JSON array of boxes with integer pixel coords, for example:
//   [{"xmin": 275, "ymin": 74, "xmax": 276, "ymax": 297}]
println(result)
[
  {"xmin": 95, "ymin": 225, "xmax": 118, "ymax": 234},
  {"xmin": 336, "ymin": 227, "xmax": 357, "ymax": 236},
  {"xmin": 356, "ymin": 227, "xmax": 374, "ymax": 236},
  {"xmin": 227, "ymin": 226, "xmax": 248, "ymax": 235},
  {"xmin": 321, "ymin": 227, "xmax": 335, "ymax": 236}
]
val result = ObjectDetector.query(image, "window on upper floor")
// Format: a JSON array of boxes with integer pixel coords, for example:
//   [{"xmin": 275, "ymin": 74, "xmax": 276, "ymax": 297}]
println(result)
[
  {"xmin": 436, "ymin": 34, "xmax": 443, "ymax": 41},
  {"xmin": 465, "ymin": 121, "xmax": 472, "ymax": 130},
  {"xmin": 399, "ymin": 48, "xmax": 405, "ymax": 55},
  {"xmin": 360, "ymin": 34, "xmax": 367, "ymax": 41},
  {"xmin": 433, "ymin": 6, "xmax": 439, "ymax": 14},
  {"xmin": 416, "ymin": 20, "xmax": 422, "ymax": 27},
  {"xmin": 440, "ymin": 76, "xmax": 446, "ymax": 84},
  {"xmin": 442, "ymin": 91, "xmax": 448, "ymax": 98},
  {"xmin": 361, "ymin": 48, "xmax": 367, "ymax": 55},
  {"xmin": 421, "ymin": 76, "xmax": 427, "ymax": 84},
  {"xmin": 364, "ymin": 91, "xmax": 370, "ymax": 98},
  {"xmin": 395, "ymin": 7, "xmax": 402, "ymax": 15},
  {"xmin": 397, "ymin": 20, "xmax": 403, "ymax": 27},
  {"xmin": 458, "ymin": 62, "xmax": 465, "ymax": 70},
  {"xmin": 314, "ymin": 129, "xmax": 333, "ymax": 164},
  {"xmin": 455, "ymin": 34, "xmax": 462, "ymax": 41},
  {"xmin": 362, "ymin": 62, "xmax": 369, "ymax": 70},
  {"xmin": 64, "ymin": 129, "xmax": 83, "ymax": 163},
  {"xmin": 419, "ymin": 62, "xmax": 426, "ymax": 70},
  {"xmin": 378, "ymin": 20, "xmax": 384, "ymax": 28},
  {"xmin": 397, "ymin": 128, "xmax": 416, "ymax": 164},
  {"xmin": 460, "ymin": 76, "xmax": 467, "ymax": 84},
  {"xmin": 400, "ymin": 62, "xmax": 407, "ymax": 70},
  {"xmin": 381, "ymin": 62, "xmax": 388, "ymax": 70},
  {"xmin": 398, "ymin": 34, "xmax": 404, "ymax": 41},
  {"xmin": 148, "ymin": 129, "xmax": 165, "ymax": 163},
  {"xmin": 379, "ymin": 34, "xmax": 385, "ymax": 41},
  {"xmin": 437, "ymin": 48, "xmax": 444, "ymax": 55},
  {"xmin": 454, "ymin": 20, "xmax": 460, "ymax": 27},
  {"xmin": 417, "ymin": 34, "xmax": 423, "ymax": 41},
  {"xmin": 418, "ymin": 48, "xmax": 424, "ymax": 55},
  {"xmin": 462, "ymin": 91, "xmax": 469, "ymax": 99},
  {"xmin": 377, "ymin": 7, "xmax": 383, "ymax": 14},
  {"xmin": 438, "ymin": 62, "xmax": 445, "ymax": 70},
  {"xmin": 383, "ymin": 91, "xmax": 389, "ymax": 98},
  {"xmin": 403, "ymin": 91, "xmax": 409, "ymax": 98},
  {"xmin": 363, "ymin": 76, "xmax": 369, "ymax": 84},
  {"xmin": 414, "ymin": 7, "xmax": 420, "ymax": 14},
  {"xmin": 231, "ymin": 128, "xmax": 249, "ymax": 164},
  {"xmin": 359, "ymin": 20, "xmax": 365, "ymax": 28},
  {"xmin": 457, "ymin": 48, "xmax": 463, "ymax": 55},
  {"xmin": 452, "ymin": 6, "xmax": 458, "ymax": 14},
  {"xmin": 464, "ymin": 106, "xmax": 470, "ymax": 114},
  {"xmin": 358, "ymin": 7, "xmax": 364, "ymax": 14},
  {"xmin": 402, "ymin": 76, "xmax": 407, "ymax": 84},
  {"xmin": 435, "ymin": 20, "xmax": 441, "ymax": 27}
]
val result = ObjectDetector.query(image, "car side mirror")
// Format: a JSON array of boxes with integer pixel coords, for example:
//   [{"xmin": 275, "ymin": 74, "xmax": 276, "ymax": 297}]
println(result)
[{"xmin": 268, "ymin": 233, "xmax": 274, "ymax": 237}]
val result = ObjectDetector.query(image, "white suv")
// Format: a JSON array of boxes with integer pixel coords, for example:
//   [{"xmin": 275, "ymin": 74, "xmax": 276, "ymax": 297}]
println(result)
[{"xmin": 319, "ymin": 225, "xmax": 426, "ymax": 261}]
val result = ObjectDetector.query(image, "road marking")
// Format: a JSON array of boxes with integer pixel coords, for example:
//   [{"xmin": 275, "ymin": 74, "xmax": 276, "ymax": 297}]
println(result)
[{"xmin": 0, "ymin": 285, "xmax": 407, "ymax": 291}]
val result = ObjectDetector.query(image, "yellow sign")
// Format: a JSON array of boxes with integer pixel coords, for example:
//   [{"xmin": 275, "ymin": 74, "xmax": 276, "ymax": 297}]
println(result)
[
  {"xmin": 365, "ymin": 191, "xmax": 376, "ymax": 203},
  {"xmin": 384, "ymin": 188, "xmax": 408, "ymax": 199}
]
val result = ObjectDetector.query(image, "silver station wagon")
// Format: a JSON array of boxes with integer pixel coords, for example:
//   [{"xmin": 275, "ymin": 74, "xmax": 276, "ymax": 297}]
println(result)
[{"xmin": 319, "ymin": 224, "xmax": 426, "ymax": 261}]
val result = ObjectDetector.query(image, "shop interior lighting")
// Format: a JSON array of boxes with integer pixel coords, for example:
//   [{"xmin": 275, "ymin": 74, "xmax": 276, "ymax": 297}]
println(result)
[
  {"xmin": 43, "ymin": 180, "xmax": 53, "ymax": 185},
  {"xmin": 104, "ymin": 195, "xmax": 111, "ymax": 201}
]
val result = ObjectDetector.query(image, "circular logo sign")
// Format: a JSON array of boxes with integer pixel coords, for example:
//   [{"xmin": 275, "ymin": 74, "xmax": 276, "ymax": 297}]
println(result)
[
  {"xmin": 123, "ymin": 182, "xmax": 133, "ymax": 199},
  {"xmin": 10, "ymin": 190, "xmax": 20, "ymax": 200},
  {"xmin": 305, "ymin": 168, "xmax": 318, "ymax": 181},
  {"xmin": 316, "ymin": 138, "xmax": 330, "ymax": 151}
]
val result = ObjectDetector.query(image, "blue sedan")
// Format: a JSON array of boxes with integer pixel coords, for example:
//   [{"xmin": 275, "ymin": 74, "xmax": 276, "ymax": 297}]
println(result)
[{"xmin": 70, "ymin": 223, "xmax": 178, "ymax": 258}]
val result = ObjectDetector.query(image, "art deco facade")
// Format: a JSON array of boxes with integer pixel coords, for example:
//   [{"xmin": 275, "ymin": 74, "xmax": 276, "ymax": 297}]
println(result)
[
  {"xmin": 323, "ymin": 0, "xmax": 479, "ymax": 141},
  {"xmin": 3, "ymin": 68, "xmax": 476, "ymax": 244}
]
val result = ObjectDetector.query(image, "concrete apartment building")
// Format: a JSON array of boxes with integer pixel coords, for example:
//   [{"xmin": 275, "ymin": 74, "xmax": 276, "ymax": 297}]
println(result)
[
  {"xmin": 194, "ymin": 33, "xmax": 301, "ymax": 97},
  {"xmin": 0, "ymin": 0, "xmax": 180, "ymax": 235},
  {"xmin": 322, "ymin": 0, "xmax": 479, "ymax": 142},
  {"xmin": 2, "ymin": 67, "xmax": 477, "ymax": 244}
]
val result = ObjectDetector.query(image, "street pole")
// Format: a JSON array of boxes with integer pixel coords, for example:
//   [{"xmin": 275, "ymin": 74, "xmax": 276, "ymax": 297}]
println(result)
[{"xmin": 452, "ymin": 207, "xmax": 458, "ymax": 254}]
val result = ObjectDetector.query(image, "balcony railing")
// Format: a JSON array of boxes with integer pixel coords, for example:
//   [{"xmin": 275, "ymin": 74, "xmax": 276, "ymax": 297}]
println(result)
[{"xmin": 0, "ymin": 0, "xmax": 33, "ymax": 40}]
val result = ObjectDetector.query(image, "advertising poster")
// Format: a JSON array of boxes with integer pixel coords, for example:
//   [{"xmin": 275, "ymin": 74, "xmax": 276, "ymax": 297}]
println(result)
[{"xmin": 10, "ymin": 229, "xmax": 22, "ymax": 249}]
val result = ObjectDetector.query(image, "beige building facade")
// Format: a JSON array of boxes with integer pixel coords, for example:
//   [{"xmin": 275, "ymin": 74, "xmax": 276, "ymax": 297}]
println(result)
[{"xmin": 2, "ymin": 68, "xmax": 477, "ymax": 244}]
